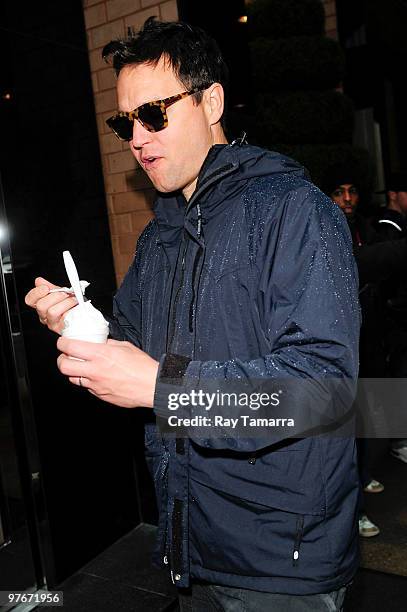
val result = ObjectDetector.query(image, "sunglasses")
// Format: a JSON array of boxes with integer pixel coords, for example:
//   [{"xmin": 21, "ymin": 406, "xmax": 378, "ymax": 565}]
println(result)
[{"xmin": 106, "ymin": 86, "xmax": 212, "ymax": 141}]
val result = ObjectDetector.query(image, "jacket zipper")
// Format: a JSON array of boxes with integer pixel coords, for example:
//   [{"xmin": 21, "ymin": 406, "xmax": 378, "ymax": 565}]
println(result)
[
  {"xmin": 292, "ymin": 514, "xmax": 304, "ymax": 566},
  {"xmin": 158, "ymin": 450, "xmax": 170, "ymax": 565},
  {"xmin": 166, "ymin": 235, "xmax": 188, "ymax": 352},
  {"xmin": 188, "ymin": 246, "xmax": 203, "ymax": 333},
  {"xmin": 170, "ymin": 498, "xmax": 184, "ymax": 583},
  {"xmin": 185, "ymin": 161, "xmax": 236, "ymax": 216},
  {"xmin": 165, "ymin": 162, "xmax": 238, "ymax": 353},
  {"xmin": 162, "ymin": 153, "xmax": 241, "ymax": 582}
]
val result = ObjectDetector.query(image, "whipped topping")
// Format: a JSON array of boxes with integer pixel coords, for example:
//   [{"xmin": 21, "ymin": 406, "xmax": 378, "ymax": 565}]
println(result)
[
  {"xmin": 49, "ymin": 280, "xmax": 90, "ymax": 295},
  {"xmin": 62, "ymin": 301, "xmax": 109, "ymax": 338}
]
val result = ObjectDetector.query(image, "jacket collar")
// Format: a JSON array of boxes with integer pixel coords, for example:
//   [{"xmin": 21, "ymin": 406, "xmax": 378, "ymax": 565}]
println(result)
[
  {"xmin": 153, "ymin": 142, "xmax": 307, "ymax": 248},
  {"xmin": 153, "ymin": 144, "xmax": 240, "ymax": 248}
]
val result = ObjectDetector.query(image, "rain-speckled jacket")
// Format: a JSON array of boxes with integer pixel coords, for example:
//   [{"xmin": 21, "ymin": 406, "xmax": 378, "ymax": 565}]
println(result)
[{"xmin": 112, "ymin": 143, "xmax": 360, "ymax": 595}]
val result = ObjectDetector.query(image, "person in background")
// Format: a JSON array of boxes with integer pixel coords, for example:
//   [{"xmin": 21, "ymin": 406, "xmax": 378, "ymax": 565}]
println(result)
[
  {"xmin": 375, "ymin": 173, "xmax": 407, "ymax": 240},
  {"xmin": 374, "ymin": 173, "xmax": 407, "ymax": 463},
  {"xmin": 322, "ymin": 166, "xmax": 384, "ymax": 538}
]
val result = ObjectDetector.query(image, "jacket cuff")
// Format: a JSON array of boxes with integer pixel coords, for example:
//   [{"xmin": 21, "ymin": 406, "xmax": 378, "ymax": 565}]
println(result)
[
  {"xmin": 153, "ymin": 353, "xmax": 201, "ymax": 420},
  {"xmin": 159, "ymin": 353, "xmax": 191, "ymax": 381}
]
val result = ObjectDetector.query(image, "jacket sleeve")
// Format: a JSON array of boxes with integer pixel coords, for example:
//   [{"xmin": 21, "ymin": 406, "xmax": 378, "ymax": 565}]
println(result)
[
  {"xmin": 153, "ymin": 186, "xmax": 361, "ymax": 452},
  {"xmin": 108, "ymin": 221, "xmax": 157, "ymax": 346},
  {"xmin": 108, "ymin": 260, "xmax": 142, "ymax": 347}
]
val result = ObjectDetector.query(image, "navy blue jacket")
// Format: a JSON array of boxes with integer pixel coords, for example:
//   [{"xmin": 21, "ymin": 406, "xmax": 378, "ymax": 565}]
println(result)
[{"xmin": 113, "ymin": 143, "xmax": 360, "ymax": 594}]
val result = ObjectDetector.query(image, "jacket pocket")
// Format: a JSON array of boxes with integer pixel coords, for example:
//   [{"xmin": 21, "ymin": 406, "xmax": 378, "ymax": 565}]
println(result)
[
  {"xmin": 189, "ymin": 480, "xmax": 330, "ymax": 579},
  {"xmin": 189, "ymin": 438, "xmax": 326, "ymax": 516},
  {"xmin": 144, "ymin": 425, "xmax": 168, "ymax": 498},
  {"xmin": 292, "ymin": 514, "xmax": 304, "ymax": 566},
  {"xmin": 144, "ymin": 424, "xmax": 169, "ymax": 565}
]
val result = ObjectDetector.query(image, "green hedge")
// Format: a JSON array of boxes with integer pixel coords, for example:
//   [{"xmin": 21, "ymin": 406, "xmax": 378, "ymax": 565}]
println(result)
[
  {"xmin": 246, "ymin": 0, "xmax": 374, "ymax": 205},
  {"xmin": 250, "ymin": 36, "xmax": 346, "ymax": 91},
  {"xmin": 267, "ymin": 143, "xmax": 375, "ymax": 201},
  {"xmin": 247, "ymin": 0, "xmax": 325, "ymax": 40},
  {"xmin": 254, "ymin": 90, "xmax": 354, "ymax": 144}
]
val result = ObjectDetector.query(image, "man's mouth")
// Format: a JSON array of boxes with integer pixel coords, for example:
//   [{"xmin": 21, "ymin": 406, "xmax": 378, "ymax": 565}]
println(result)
[{"xmin": 141, "ymin": 156, "xmax": 161, "ymax": 169}]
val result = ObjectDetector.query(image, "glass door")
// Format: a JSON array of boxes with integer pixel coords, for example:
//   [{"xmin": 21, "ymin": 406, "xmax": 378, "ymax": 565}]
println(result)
[{"xmin": 0, "ymin": 176, "xmax": 54, "ymax": 599}]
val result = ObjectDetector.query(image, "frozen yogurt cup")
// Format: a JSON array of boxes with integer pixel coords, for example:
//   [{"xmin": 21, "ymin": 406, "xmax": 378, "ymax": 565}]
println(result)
[{"xmin": 62, "ymin": 301, "xmax": 109, "ymax": 343}]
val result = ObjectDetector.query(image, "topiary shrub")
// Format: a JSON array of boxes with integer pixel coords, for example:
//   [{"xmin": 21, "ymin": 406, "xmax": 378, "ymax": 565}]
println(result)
[
  {"xmin": 270, "ymin": 143, "xmax": 375, "ymax": 204},
  {"xmin": 255, "ymin": 90, "xmax": 354, "ymax": 144},
  {"xmin": 247, "ymin": 0, "xmax": 325, "ymax": 40},
  {"xmin": 247, "ymin": 0, "xmax": 373, "ymax": 204},
  {"xmin": 250, "ymin": 36, "xmax": 346, "ymax": 92}
]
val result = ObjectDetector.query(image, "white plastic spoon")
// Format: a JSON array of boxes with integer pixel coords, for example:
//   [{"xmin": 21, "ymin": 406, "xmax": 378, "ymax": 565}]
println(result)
[
  {"xmin": 63, "ymin": 251, "xmax": 85, "ymax": 307},
  {"xmin": 49, "ymin": 281, "xmax": 89, "ymax": 295}
]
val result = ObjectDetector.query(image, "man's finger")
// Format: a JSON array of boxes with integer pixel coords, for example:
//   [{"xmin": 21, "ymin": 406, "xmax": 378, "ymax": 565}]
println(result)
[
  {"xmin": 68, "ymin": 376, "xmax": 92, "ymax": 388},
  {"xmin": 47, "ymin": 296, "xmax": 78, "ymax": 323},
  {"xmin": 34, "ymin": 293, "xmax": 75, "ymax": 326},
  {"xmin": 35, "ymin": 277, "xmax": 60, "ymax": 290},
  {"xmin": 106, "ymin": 338, "xmax": 129, "ymax": 347},
  {"xmin": 57, "ymin": 353, "xmax": 90, "ymax": 377},
  {"xmin": 25, "ymin": 278, "xmax": 63, "ymax": 308},
  {"xmin": 25, "ymin": 284, "xmax": 50, "ymax": 307},
  {"xmin": 57, "ymin": 336, "xmax": 107, "ymax": 361}
]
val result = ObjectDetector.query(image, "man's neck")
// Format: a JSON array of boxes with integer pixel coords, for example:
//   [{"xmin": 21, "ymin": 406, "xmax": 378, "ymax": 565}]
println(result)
[{"xmin": 182, "ymin": 129, "xmax": 229, "ymax": 202}]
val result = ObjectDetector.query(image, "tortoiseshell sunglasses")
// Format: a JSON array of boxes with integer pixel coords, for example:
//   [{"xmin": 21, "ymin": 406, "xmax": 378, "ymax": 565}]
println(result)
[{"xmin": 106, "ymin": 86, "xmax": 212, "ymax": 141}]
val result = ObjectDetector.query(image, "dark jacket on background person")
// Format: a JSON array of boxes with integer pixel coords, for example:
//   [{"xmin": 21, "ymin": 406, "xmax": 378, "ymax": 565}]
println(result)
[
  {"xmin": 374, "ymin": 208, "xmax": 407, "ymax": 374},
  {"xmin": 350, "ymin": 213, "xmax": 407, "ymax": 288},
  {"xmin": 347, "ymin": 214, "xmax": 386, "ymax": 376},
  {"xmin": 346, "ymin": 211, "xmax": 407, "ymax": 375},
  {"xmin": 111, "ymin": 144, "xmax": 360, "ymax": 595},
  {"xmin": 375, "ymin": 208, "xmax": 407, "ymax": 239}
]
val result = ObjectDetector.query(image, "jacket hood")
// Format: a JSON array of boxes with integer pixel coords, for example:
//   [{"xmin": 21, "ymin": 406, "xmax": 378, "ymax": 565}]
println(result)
[
  {"xmin": 194, "ymin": 144, "xmax": 308, "ymax": 221},
  {"xmin": 196, "ymin": 143, "xmax": 307, "ymax": 194},
  {"xmin": 153, "ymin": 143, "xmax": 308, "ymax": 249}
]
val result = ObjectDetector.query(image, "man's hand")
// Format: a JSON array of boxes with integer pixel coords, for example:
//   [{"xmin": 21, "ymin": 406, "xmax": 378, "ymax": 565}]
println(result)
[
  {"xmin": 56, "ymin": 337, "xmax": 159, "ymax": 408},
  {"xmin": 25, "ymin": 277, "xmax": 78, "ymax": 334}
]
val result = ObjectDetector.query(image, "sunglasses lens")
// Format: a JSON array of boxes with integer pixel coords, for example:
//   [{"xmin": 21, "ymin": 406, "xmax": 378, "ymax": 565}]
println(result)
[
  {"xmin": 138, "ymin": 105, "xmax": 166, "ymax": 132},
  {"xmin": 106, "ymin": 115, "xmax": 134, "ymax": 141}
]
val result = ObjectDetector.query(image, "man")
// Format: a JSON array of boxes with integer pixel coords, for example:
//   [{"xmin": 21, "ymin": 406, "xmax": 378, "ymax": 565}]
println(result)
[
  {"xmin": 375, "ymin": 172, "xmax": 407, "ymax": 240},
  {"xmin": 321, "ymin": 167, "xmax": 374, "ymax": 247},
  {"xmin": 374, "ymin": 173, "xmax": 407, "ymax": 463},
  {"xmin": 322, "ymin": 167, "xmax": 407, "ymax": 286},
  {"xmin": 26, "ymin": 19, "xmax": 360, "ymax": 611},
  {"xmin": 330, "ymin": 183, "xmax": 360, "ymax": 222},
  {"xmin": 326, "ymin": 170, "xmax": 407, "ymax": 466},
  {"xmin": 323, "ymin": 168, "xmax": 385, "ymax": 538}
]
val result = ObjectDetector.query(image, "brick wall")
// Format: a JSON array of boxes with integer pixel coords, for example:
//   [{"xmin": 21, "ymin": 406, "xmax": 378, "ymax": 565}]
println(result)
[
  {"xmin": 323, "ymin": 0, "xmax": 338, "ymax": 39},
  {"xmin": 83, "ymin": 0, "xmax": 178, "ymax": 285}
]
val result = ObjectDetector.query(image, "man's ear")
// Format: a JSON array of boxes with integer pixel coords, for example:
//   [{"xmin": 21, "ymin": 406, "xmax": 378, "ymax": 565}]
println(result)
[
  {"xmin": 388, "ymin": 190, "xmax": 397, "ymax": 203},
  {"xmin": 204, "ymin": 83, "xmax": 224, "ymax": 126}
]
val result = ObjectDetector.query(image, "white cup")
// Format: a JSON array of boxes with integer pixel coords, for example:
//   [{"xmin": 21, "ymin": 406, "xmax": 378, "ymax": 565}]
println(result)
[{"xmin": 62, "ymin": 330, "xmax": 109, "ymax": 344}]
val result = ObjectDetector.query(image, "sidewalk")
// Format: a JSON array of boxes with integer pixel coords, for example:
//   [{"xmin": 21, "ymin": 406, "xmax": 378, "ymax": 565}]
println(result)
[
  {"xmin": 361, "ymin": 448, "xmax": 407, "ymax": 576},
  {"xmin": 49, "ymin": 524, "xmax": 177, "ymax": 612}
]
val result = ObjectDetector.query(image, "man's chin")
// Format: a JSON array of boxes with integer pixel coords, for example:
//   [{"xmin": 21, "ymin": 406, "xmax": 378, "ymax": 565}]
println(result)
[
  {"xmin": 147, "ymin": 175, "xmax": 184, "ymax": 195},
  {"xmin": 153, "ymin": 183, "xmax": 181, "ymax": 195},
  {"xmin": 344, "ymin": 210, "xmax": 356, "ymax": 221}
]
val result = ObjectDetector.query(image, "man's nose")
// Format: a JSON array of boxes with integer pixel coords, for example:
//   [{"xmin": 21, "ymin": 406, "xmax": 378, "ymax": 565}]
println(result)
[
  {"xmin": 131, "ymin": 119, "xmax": 153, "ymax": 149},
  {"xmin": 343, "ymin": 190, "xmax": 351, "ymax": 201}
]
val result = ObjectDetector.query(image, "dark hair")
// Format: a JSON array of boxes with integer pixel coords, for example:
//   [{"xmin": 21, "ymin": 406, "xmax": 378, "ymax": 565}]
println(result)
[
  {"xmin": 320, "ymin": 164, "xmax": 361, "ymax": 197},
  {"xmin": 102, "ymin": 17, "xmax": 229, "ymax": 127}
]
